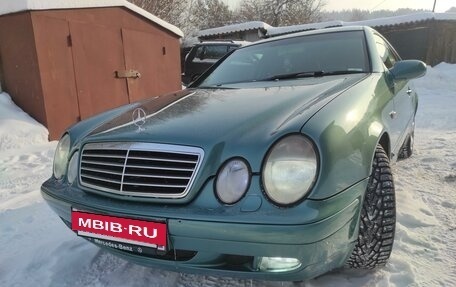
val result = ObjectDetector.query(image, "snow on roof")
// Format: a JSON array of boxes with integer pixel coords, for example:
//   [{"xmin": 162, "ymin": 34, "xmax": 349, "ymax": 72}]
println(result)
[
  {"xmin": 0, "ymin": 0, "xmax": 183, "ymax": 38},
  {"xmin": 434, "ymin": 12, "xmax": 456, "ymax": 21},
  {"xmin": 267, "ymin": 12, "xmax": 456, "ymax": 36},
  {"xmin": 198, "ymin": 21, "xmax": 272, "ymax": 37},
  {"xmin": 182, "ymin": 39, "xmax": 251, "ymax": 48},
  {"xmin": 354, "ymin": 12, "xmax": 456, "ymax": 27},
  {"xmin": 267, "ymin": 20, "xmax": 343, "ymax": 37}
]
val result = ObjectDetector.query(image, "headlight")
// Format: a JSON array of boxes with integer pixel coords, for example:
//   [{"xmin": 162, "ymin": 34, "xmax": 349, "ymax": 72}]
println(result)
[
  {"xmin": 215, "ymin": 158, "xmax": 251, "ymax": 204},
  {"xmin": 67, "ymin": 151, "xmax": 79, "ymax": 184},
  {"xmin": 53, "ymin": 134, "xmax": 71, "ymax": 180},
  {"xmin": 262, "ymin": 135, "xmax": 318, "ymax": 206}
]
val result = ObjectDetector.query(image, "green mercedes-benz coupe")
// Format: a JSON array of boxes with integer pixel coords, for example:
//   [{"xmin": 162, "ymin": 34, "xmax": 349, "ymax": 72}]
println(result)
[{"xmin": 41, "ymin": 26, "xmax": 426, "ymax": 281}]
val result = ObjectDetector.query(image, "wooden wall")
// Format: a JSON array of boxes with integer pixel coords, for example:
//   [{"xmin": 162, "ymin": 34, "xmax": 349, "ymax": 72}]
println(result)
[
  {"xmin": 426, "ymin": 21, "xmax": 456, "ymax": 66},
  {"xmin": 376, "ymin": 20, "xmax": 456, "ymax": 66},
  {"xmin": 0, "ymin": 12, "xmax": 48, "ymax": 126}
]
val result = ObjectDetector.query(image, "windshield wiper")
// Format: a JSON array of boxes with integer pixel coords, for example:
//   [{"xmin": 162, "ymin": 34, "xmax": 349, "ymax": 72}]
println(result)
[
  {"xmin": 197, "ymin": 70, "xmax": 366, "ymax": 87},
  {"xmin": 259, "ymin": 70, "xmax": 366, "ymax": 81},
  {"xmin": 260, "ymin": 71, "xmax": 324, "ymax": 81}
]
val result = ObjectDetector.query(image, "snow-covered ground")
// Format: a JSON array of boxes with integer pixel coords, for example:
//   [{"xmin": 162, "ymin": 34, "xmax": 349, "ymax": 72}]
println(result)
[{"xmin": 0, "ymin": 63, "xmax": 455, "ymax": 287}]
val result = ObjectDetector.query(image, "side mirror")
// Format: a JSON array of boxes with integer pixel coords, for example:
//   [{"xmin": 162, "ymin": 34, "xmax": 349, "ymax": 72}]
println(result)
[{"xmin": 390, "ymin": 60, "xmax": 426, "ymax": 81}]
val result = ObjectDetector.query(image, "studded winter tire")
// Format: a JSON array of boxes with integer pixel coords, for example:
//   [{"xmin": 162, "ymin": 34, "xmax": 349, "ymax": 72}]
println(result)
[{"xmin": 346, "ymin": 145, "xmax": 396, "ymax": 269}]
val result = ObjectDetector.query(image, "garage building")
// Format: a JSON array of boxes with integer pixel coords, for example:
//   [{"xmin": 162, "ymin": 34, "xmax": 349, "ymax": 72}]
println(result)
[{"xmin": 0, "ymin": 0, "xmax": 183, "ymax": 140}]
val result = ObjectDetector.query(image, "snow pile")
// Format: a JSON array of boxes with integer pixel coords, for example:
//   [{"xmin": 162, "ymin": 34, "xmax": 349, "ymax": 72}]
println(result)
[
  {"xmin": 0, "ymin": 65, "xmax": 455, "ymax": 286},
  {"xmin": 0, "ymin": 92, "xmax": 56, "ymax": 212},
  {"xmin": 0, "ymin": 92, "xmax": 49, "ymax": 152}
]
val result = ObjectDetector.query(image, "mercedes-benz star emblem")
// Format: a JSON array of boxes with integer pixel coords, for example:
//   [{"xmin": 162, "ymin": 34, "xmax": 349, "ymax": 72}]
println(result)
[{"xmin": 132, "ymin": 108, "xmax": 147, "ymax": 132}]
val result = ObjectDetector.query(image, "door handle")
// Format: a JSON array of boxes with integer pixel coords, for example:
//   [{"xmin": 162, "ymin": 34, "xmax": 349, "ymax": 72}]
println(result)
[
  {"xmin": 115, "ymin": 69, "xmax": 141, "ymax": 79},
  {"xmin": 406, "ymin": 88, "xmax": 412, "ymax": 95},
  {"xmin": 389, "ymin": 111, "xmax": 397, "ymax": 119}
]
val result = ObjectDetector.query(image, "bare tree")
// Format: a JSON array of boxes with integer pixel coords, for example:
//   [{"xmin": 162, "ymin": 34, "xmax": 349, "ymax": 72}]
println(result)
[
  {"xmin": 236, "ymin": 0, "xmax": 267, "ymax": 22},
  {"xmin": 237, "ymin": 0, "xmax": 325, "ymax": 26},
  {"xmin": 280, "ymin": 0, "xmax": 325, "ymax": 25},
  {"xmin": 349, "ymin": 9, "xmax": 367, "ymax": 21},
  {"xmin": 129, "ymin": 0, "xmax": 189, "ymax": 25},
  {"xmin": 128, "ymin": 0, "xmax": 202, "ymax": 36},
  {"xmin": 267, "ymin": 0, "xmax": 293, "ymax": 26},
  {"xmin": 128, "ymin": 0, "xmax": 234, "ymax": 37},
  {"xmin": 129, "ymin": 0, "xmax": 325, "ymax": 38},
  {"xmin": 190, "ymin": 0, "xmax": 233, "ymax": 30}
]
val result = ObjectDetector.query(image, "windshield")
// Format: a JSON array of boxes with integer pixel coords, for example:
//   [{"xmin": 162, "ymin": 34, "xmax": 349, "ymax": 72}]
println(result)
[{"xmin": 197, "ymin": 31, "xmax": 369, "ymax": 87}]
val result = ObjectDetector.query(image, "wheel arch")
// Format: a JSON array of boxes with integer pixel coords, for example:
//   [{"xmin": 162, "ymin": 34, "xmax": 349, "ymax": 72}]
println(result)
[
  {"xmin": 364, "ymin": 132, "xmax": 391, "ymax": 178},
  {"xmin": 377, "ymin": 132, "xmax": 391, "ymax": 159}
]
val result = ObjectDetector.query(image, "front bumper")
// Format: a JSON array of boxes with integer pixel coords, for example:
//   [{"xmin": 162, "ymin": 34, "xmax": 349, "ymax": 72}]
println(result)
[{"xmin": 41, "ymin": 179, "xmax": 366, "ymax": 281}]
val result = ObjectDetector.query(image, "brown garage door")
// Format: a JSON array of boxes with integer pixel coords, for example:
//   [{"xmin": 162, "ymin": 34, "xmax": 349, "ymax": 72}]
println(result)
[
  {"xmin": 33, "ymin": 15, "xmax": 80, "ymax": 134},
  {"xmin": 122, "ymin": 28, "xmax": 181, "ymax": 103},
  {"xmin": 69, "ymin": 22, "xmax": 129, "ymax": 119}
]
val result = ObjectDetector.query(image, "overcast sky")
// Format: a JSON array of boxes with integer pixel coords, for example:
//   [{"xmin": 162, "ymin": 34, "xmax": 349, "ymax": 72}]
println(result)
[{"xmin": 222, "ymin": 0, "xmax": 455, "ymax": 13}]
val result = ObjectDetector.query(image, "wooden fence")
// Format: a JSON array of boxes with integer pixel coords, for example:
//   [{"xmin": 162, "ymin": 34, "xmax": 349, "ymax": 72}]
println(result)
[{"xmin": 376, "ymin": 20, "xmax": 456, "ymax": 66}]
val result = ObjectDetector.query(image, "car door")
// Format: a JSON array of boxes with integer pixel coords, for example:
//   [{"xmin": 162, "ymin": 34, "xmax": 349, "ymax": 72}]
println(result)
[{"xmin": 374, "ymin": 34, "xmax": 415, "ymax": 157}]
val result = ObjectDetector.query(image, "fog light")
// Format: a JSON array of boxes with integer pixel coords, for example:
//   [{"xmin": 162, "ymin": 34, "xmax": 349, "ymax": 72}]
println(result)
[{"xmin": 257, "ymin": 257, "xmax": 301, "ymax": 272}]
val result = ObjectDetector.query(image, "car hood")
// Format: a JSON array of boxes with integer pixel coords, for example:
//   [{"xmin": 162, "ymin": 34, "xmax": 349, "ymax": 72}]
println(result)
[{"xmin": 80, "ymin": 74, "xmax": 366, "ymax": 173}]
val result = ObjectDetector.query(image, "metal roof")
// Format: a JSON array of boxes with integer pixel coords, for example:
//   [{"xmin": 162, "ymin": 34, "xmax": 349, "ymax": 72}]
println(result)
[
  {"xmin": 267, "ymin": 12, "xmax": 456, "ymax": 37},
  {"xmin": 198, "ymin": 21, "xmax": 272, "ymax": 37}
]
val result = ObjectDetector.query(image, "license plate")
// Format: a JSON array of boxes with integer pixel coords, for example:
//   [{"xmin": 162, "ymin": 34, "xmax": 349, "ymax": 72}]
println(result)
[{"xmin": 71, "ymin": 209, "xmax": 167, "ymax": 250}]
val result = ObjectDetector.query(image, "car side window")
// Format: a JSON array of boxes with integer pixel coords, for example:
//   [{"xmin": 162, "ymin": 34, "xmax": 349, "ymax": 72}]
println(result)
[
  {"xmin": 194, "ymin": 46, "xmax": 205, "ymax": 60},
  {"xmin": 227, "ymin": 45, "xmax": 238, "ymax": 52},
  {"xmin": 193, "ymin": 45, "xmax": 229, "ymax": 63},
  {"xmin": 204, "ymin": 45, "xmax": 229, "ymax": 59},
  {"xmin": 374, "ymin": 34, "xmax": 398, "ymax": 69}
]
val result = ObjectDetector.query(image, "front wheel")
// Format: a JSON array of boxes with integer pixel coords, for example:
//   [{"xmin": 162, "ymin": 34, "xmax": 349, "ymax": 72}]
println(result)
[{"xmin": 346, "ymin": 145, "xmax": 396, "ymax": 269}]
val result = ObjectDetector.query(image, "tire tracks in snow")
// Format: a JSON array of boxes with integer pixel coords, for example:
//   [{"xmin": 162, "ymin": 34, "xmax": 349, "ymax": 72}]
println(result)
[{"xmin": 392, "ymin": 130, "xmax": 456, "ymax": 286}]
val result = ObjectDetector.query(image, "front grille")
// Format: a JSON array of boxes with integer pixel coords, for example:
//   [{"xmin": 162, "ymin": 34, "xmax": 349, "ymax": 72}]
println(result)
[{"xmin": 79, "ymin": 142, "xmax": 204, "ymax": 198}]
